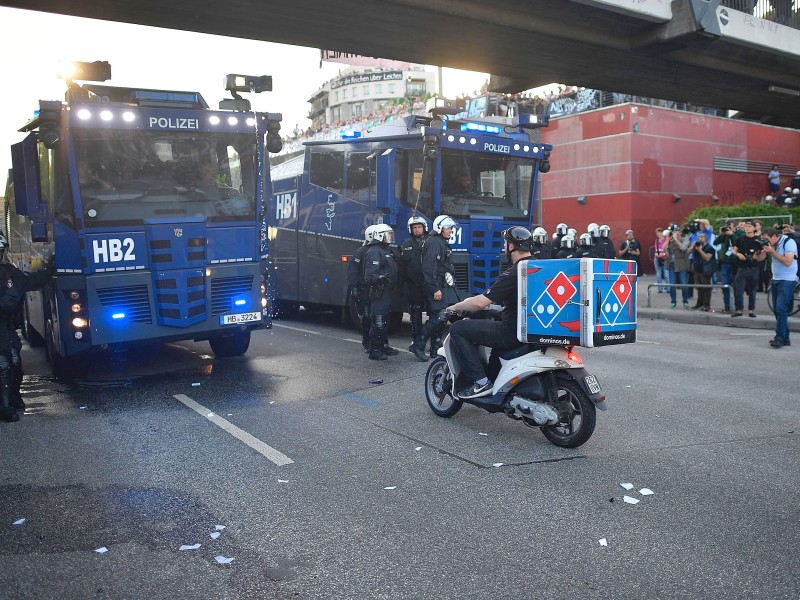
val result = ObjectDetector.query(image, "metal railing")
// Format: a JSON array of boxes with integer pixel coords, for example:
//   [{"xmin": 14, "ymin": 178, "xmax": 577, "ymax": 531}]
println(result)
[
  {"xmin": 722, "ymin": 1, "xmax": 800, "ymax": 30},
  {"xmin": 646, "ymin": 283, "xmax": 731, "ymax": 308}
]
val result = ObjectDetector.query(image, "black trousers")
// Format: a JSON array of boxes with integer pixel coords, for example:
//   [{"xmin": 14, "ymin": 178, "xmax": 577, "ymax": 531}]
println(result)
[{"xmin": 449, "ymin": 319, "xmax": 521, "ymax": 382}]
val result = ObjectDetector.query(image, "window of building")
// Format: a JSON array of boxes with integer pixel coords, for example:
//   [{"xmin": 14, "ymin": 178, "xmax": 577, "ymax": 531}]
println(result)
[
  {"xmin": 375, "ymin": 83, "xmax": 382, "ymax": 94},
  {"xmin": 388, "ymin": 83, "xmax": 395, "ymax": 95},
  {"xmin": 363, "ymin": 85, "xmax": 370, "ymax": 97},
  {"xmin": 352, "ymin": 87, "xmax": 358, "ymax": 98}
]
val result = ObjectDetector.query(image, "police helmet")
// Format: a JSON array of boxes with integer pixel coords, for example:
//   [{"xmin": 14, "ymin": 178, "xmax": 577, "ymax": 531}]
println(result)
[
  {"xmin": 587, "ymin": 222, "xmax": 599, "ymax": 237},
  {"xmin": 556, "ymin": 223, "xmax": 568, "ymax": 236},
  {"xmin": 579, "ymin": 232, "xmax": 594, "ymax": 246},
  {"xmin": 407, "ymin": 215, "xmax": 428, "ymax": 235},
  {"xmin": 502, "ymin": 226, "xmax": 533, "ymax": 252},
  {"xmin": 794, "ymin": 189, "xmax": 800, "ymax": 195},
  {"xmin": 372, "ymin": 223, "xmax": 394, "ymax": 244},
  {"xmin": 560, "ymin": 235, "xmax": 576, "ymax": 249},
  {"xmin": 567, "ymin": 228, "xmax": 577, "ymax": 239},
  {"xmin": 599, "ymin": 224, "xmax": 611, "ymax": 238},
  {"xmin": 433, "ymin": 215, "xmax": 458, "ymax": 237},
  {"xmin": 532, "ymin": 227, "xmax": 548, "ymax": 244},
  {"xmin": 786, "ymin": 187, "xmax": 792, "ymax": 193},
  {"xmin": 364, "ymin": 224, "xmax": 377, "ymax": 244}
]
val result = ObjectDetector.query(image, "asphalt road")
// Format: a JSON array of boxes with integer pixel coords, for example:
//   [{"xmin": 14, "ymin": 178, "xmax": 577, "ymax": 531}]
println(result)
[{"xmin": 0, "ymin": 311, "xmax": 797, "ymax": 600}]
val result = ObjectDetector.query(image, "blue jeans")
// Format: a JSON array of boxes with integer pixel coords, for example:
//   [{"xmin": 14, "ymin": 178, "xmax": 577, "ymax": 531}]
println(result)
[
  {"xmin": 719, "ymin": 262, "xmax": 734, "ymax": 309},
  {"xmin": 668, "ymin": 267, "xmax": 689, "ymax": 304},
  {"xmin": 655, "ymin": 259, "xmax": 667, "ymax": 292},
  {"xmin": 771, "ymin": 279, "xmax": 794, "ymax": 342}
]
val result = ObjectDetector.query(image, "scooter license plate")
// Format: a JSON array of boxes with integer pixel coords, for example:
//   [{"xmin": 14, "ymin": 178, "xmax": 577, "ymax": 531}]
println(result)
[{"xmin": 584, "ymin": 374, "xmax": 601, "ymax": 395}]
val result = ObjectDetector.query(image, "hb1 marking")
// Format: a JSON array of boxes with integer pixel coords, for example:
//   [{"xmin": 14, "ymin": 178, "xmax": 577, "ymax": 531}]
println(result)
[{"xmin": 275, "ymin": 192, "xmax": 297, "ymax": 219}]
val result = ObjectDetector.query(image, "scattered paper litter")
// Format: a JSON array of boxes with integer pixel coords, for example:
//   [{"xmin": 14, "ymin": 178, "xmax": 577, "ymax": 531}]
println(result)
[
  {"xmin": 277, "ymin": 479, "xmax": 289, "ymax": 483},
  {"xmin": 384, "ymin": 486, "xmax": 397, "ymax": 490},
  {"xmin": 639, "ymin": 488, "xmax": 654, "ymax": 496},
  {"xmin": 79, "ymin": 405, "xmax": 88, "ymax": 410},
  {"xmin": 414, "ymin": 447, "xmax": 422, "ymax": 451},
  {"xmin": 620, "ymin": 483, "xmax": 634, "ymax": 490},
  {"xmin": 179, "ymin": 543, "xmax": 201, "ymax": 551},
  {"xmin": 215, "ymin": 525, "xmax": 226, "ymax": 531},
  {"xmin": 227, "ymin": 413, "xmax": 233, "ymax": 416},
  {"xmin": 624, "ymin": 385, "xmax": 632, "ymax": 388},
  {"xmin": 369, "ymin": 379, "xmax": 384, "ymax": 385},
  {"xmin": 12, "ymin": 518, "xmax": 25, "ymax": 526},
  {"xmin": 478, "ymin": 432, "xmax": 488, "ymax": 436},
  {"xmin": 192, "ymin": 382, "xmax": 201, "ymax": 387},
  {"xmin": 492, "ymin": 463, "xmax": 504, "ymax": 468},
  {"xmin": 269, "ymin": 401, "xmax": 275, "ymax": 405},
  {"xmin": 215, "ymin": 555, "xmax": 235, "ymax": 564},
  {"xmin": 598, "ymin": 538, "xmax": 608, "ymax": 547},
  {"xmin": 623, "ymin": 496, "xmax": 640, "ymax": 505},
  {"xmin": 210, "ymin": 532, "xmax": 221, "ymax": 540},
  {"xmin": 95, "ymin": 547, "xmax": 108, "ymax": 554}
]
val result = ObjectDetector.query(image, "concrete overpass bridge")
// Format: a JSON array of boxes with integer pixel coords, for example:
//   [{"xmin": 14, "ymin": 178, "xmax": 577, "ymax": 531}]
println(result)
[{"xmin": 4, "ymin": 0, "xmax": 800, "ymax": 127}]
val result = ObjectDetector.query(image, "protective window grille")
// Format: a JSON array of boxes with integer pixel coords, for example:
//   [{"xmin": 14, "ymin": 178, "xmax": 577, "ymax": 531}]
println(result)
[{"xmin": 95, "ymin": 285, "xmax": 152, "ymax": 323}]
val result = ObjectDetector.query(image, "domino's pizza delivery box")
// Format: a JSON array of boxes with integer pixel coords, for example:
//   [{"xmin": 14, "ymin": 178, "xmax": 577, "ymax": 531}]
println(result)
[{"xmin": 517, "ymin": 258, "xmax": 637, "ymax": 348}]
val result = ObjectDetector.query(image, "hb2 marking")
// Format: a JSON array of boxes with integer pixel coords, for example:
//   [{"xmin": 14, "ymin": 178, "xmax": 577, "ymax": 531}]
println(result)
[{"xmin": 93, "ymin": 238, "xmax": 135, "ymax": 263}]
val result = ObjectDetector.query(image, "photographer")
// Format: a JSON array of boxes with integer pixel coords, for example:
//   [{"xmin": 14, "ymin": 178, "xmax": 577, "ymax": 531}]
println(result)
[
  {"xmin": 664, "ymin": 225, "xmax": 691, "ymax": 309},
  {"xmin": 732, "ymin": 220, "xmax": 766, "ymax": 318},
  {"xmin": 760, "ymin": 227, "xmax": 797, "ymax": 348},
  {"xmin": 713, "ymin": 223, "xmax": 737, "ymax": 312},
  {"xmin": 691, "ymin": 233, "xmax": 716, "ymax": 311},
  {"xmin": 618, "ymin": 229, "xmax": 641, "ymax": 274}
]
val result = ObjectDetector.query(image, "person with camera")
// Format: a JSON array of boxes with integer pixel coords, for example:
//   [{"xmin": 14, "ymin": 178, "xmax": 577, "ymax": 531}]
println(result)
[
  {"xmin": 664, "ymin": 225, "xmax": 691, "ymax": 309},
  {"xmin": 760, "ymin": 227, "xmax": 797, "ymax": 348},
  {"xmin": 713, "ymin": 223, "xmax": 737, "ymax": 312},
  {"xmin": 732, "ymin": 220, "xmax": 766, "ymax": 318},
  {"xmin": 691, "ymin": 233, "xmax": 717, "ymax": 311},
  {"xmin": 618, "ymin": 229, "xmax": 641, "ymax": 274},
  {"xmin": 654, "ymin": 227, "xmax": 668, "ymax": 293}
]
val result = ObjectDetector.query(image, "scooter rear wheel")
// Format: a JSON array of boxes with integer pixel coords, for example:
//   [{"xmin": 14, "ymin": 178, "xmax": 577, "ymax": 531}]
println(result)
[
  {"xmin": 540, "ymin": 379, "xmax": 596, "ymax": 448},
  {"xmin": 424, "ymin": 357, "xmax": 462, "ymax": 417}
]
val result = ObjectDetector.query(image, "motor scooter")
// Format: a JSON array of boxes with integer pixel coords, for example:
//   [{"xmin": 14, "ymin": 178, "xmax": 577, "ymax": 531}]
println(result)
[{"xmin": 424, "ymin": 314, "xmax": 606, "ymax": 448}]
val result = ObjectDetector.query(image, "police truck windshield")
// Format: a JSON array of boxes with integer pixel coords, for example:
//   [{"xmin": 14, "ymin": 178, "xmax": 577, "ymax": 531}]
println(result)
[
  {"xmin": 438, "ymin": 149, "xmax": 533, "ymax": 220},
  {"xmin": 73, "ymin": 129, "xmax": 258, "ymax": 226}
]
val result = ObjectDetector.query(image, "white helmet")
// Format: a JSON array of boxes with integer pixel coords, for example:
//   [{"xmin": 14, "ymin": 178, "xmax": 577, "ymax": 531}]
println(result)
[
  {"xmin": 364, "ymin": 224, "xmax": 377, "ymax": 244},
  {"xmin": 579, "ymin": 232, "xmax": 594, "ymax": 246},
  {"xmin": 556, "ymin": 223, "xmax": 568, "ymax": 236},
  {"xmin": 567, "ymin": 228, "xmax": 577, "ymax": 239},
  {"xmin": 532, "ymin": 227, "xmax": 548, "ymax": 244},
  {"xmin": 372, "ymin": 223, "xmax": 394, "ymax": 244},
  {"xmin": 407, "ymin": 215, "xmax": 428, "ymax": 234},
  {"xmin": 560, "ymin": 235, "xmax": 575, "ymax": 249},
  {"xmin": 794, "ymin": 189, "xmax": 800, "ymax": 195},
  {"xmin": 765, "ymin": 195, "xmax": 774, "ymax": 203},
  {"xmin": 786, "ymin": 187, "xmax": 792, "ymax": 193},
  {"xmin": 599, "ymin": 224, "xmax": 611, "ymax": 237},
  {"xmin": 587, "ymin": 222, "xmax": 599, "ymax": 237},
  {"xmin": 433, "ymin": 215, "xmax": 458, "ymax": 237}
]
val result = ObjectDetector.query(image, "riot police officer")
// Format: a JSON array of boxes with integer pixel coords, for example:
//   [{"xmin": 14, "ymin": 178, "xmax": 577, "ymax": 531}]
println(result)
[
  {"xmin": 554, "ymin": 235, "xmax": 576, "ymax": 259},
  {"xmin": 399, "ymin": 216, "xmax": 428, "ymax": 347},
  {"xmin": 573, "ymin": 232, "xmax": 598, "ymax": 258},
  {"xmin": 551, "ymin": 222, "xmax": 569, "ymax": 257},
  {"xmin": 595, "ymin": 224, "xmax": 616, "ymax": 259},
  {"xmin": 0, "ymin": 232, "xmax": 53, "ymax": 421},
  {"xmin": 347, "ymin": 225, "xmax": 376, "ymax": 351},
  {"xmin": 409, "ymin": 215, "xmax": 458, "ymax": 361},
  {"xmin": 531, "ymin": 227, "xmax": 552, "ymax": 260},
  {"xmin": 363, "ymin": 224, "xmax": 399, "ymax": 360}
]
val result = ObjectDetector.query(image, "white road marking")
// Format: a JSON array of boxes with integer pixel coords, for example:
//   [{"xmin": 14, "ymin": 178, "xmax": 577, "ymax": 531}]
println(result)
[
  {"xmin": 273, "ymin": 323, "xmax": 321, "ymax": 335},
  {"xmin": 173, "ymin": 394, "xmax": 293, "ymax": 466}
]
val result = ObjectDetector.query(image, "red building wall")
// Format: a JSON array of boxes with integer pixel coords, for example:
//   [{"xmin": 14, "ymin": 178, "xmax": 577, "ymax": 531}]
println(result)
[{"xmin": 540, "ymin": 104, "xmax": 800, "ymax": 271}]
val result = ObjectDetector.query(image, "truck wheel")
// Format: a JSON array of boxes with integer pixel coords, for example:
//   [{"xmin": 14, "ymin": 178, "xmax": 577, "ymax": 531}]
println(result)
[
  {"xmin": 209, "ymin": 329, "xmax": 251, "ymax": 357},
  {"xmin": 45, "ymin": 320, "xmax": 86, "ymax": 382}
]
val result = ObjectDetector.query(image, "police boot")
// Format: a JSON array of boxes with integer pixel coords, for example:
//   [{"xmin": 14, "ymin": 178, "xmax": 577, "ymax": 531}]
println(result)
[
  {"xmin": 11, "ymin": 364, "xmax": 25, "ymax": 411},
  {"xmin": 409, "ymin": 332, "xmax": 430, "ymax": 362},
  {"xmin": 0, "ymin": 368, "xmax": 19, "ymax": 423},
  {"xmin": 409, "ymin": 307, "xmax": 423, "ymax": 344},
  {"xmin": 361, "ymin": 316, "xmax": 371, "ymax": 352},
  {"xmin": 429, "ymin": 335, "xmax": 442, "ymax": 359},
  {"xmin": 368, "ymin": 326, "xmax": 388, "ymax": 361},
  {"xmin": 382, "ymin": 344, "xmax": 399, "ymax": 356}
]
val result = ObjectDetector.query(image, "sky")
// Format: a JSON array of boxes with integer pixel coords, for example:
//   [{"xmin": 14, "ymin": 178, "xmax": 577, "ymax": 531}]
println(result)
[{"xmin": 0, "ymin": 7, "xmax": 490, "ymax": 184}]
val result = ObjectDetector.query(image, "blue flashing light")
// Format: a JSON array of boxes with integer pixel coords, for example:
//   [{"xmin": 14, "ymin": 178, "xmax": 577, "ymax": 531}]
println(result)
[
  {"xmin": 460, "ymin": 122, "xmax": 502, "ymax": 135},
  {"xmin": 234, "ymin": 298, "xmax": 247, "ymax": 307},
  {"xmin": 112, "ymin": 312, "xmax": 126, "ymax": 320},
  {"xmin": 340, "ymin": 130, "xmax": 361, "ymax": 139},
  {"xmin": 324, "ymin": 277, "xmax": 329, "ymax": 283}
]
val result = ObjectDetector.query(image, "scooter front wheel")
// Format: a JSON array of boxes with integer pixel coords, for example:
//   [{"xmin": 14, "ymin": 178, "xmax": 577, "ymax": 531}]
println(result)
[
  {"xmin": 541, "ymin": 379, "xmax": 596, "ymax": 448},
  {"xmin": 424, "ymin": 357, "xmax": 462, "ymax": 417}
]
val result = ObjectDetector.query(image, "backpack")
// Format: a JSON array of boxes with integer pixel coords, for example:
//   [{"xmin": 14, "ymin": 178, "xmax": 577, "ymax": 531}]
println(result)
[{"xmin": 780, "ymin": 235, "xmax": 799, "ymax": 261}]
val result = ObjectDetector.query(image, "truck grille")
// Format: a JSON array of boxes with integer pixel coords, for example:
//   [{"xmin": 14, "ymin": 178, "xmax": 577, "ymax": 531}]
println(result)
[
  {"xmin": 95, "ymin": 285, "xmax": 152, "ymax": 324},
  {"xmin": 211, "ymin": 275, "xmax": 255, "ymax": 316}
]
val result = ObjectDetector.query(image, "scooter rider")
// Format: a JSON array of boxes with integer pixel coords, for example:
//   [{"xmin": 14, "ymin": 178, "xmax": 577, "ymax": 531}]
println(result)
[
  {"xmin": 445, "ymin": 227, "xmax": 533, "ymax": 400},
  {"xmin": 399, "ymin": 216, "xmax": 428, "ymax": 348},
  {"xmin": 363, "ymin": 223, "xmax": 399, "ymax": 360},
  {"xmin": 409, "ymin": 215, "xmax": 458, "ymax": 361},
  {"xmin": 347, "ymin": 225, "xmax": 377, "ymax": 351}
]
